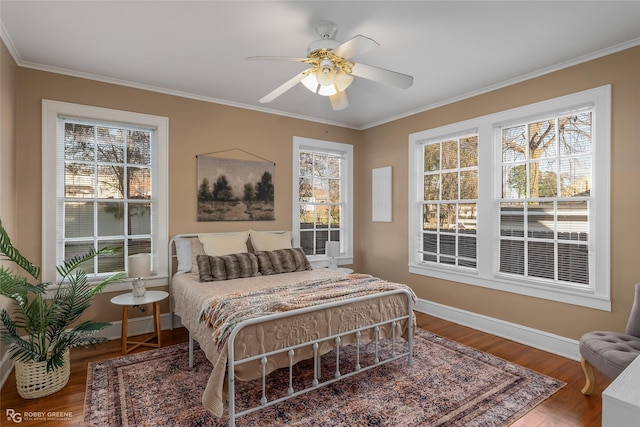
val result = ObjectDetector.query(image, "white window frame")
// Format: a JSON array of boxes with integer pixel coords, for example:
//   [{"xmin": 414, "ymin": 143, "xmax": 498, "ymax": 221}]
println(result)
[
  {"xmin": 292, "ymin": 136, "xmax": 354, "ymax": 267},
  {"xmin": 42, "ymin": 100, "xmax": 169, "ymax": 290},
  {"xmin": 408, "ymin": 85, "xmax": 611, "ymax": 311}
]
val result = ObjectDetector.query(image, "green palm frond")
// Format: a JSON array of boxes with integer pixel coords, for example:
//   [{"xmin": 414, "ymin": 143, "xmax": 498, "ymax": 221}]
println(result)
[
  {"xmin": 0, "ymin": 218, "xmax": 122, "ymax": 370},
  {"xmin": 0, "ymin": 218, "xmax": 40, "ymax": 280}
]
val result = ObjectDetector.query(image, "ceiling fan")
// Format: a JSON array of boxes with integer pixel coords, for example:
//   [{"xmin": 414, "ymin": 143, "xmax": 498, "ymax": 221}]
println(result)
[{"xmin": 247, "ymin": 21, "xmax": 414, "ymax": 111}]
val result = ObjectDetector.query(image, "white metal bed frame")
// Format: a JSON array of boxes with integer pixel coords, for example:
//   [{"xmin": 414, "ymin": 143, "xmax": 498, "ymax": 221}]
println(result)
[{"xmin": 169, "ymin": 235, "xmax": 414, "ymax": 426}]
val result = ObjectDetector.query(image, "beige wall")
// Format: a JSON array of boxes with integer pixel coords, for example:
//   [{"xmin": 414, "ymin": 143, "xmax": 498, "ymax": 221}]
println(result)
[
  {"xmin": 1, "ymin": 40, "xmax": 18, "ymax": 365},
  {"xmin": 359, "ymin": 46, "xmax": 640, "ymax": 340},
  {"xmin": 14, "ymin": 67, "xmax": 362, "ymax": 323},
  {"xmin": 6, "ymin": 43, "xmax": 639, "ymax": 341}
]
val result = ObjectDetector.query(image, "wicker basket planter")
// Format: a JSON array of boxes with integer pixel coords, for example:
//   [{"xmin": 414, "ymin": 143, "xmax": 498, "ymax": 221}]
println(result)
[{"xmin": 15, "ymin": 349, "xmax": 70, "ymax": 399}]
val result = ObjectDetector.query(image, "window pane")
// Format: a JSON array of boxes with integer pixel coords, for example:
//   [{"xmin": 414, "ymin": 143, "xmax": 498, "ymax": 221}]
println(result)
[
  {"xmin": 127, "ymin": 166, "xmax": 150, "ymax": 199},
  {"xmin": 560, "ymin": 112, "xmax": 592, "ymax": 156},
  {"xmin": 65, "ymin": 164, "xmax": 95, "ymax": 198},
  {"xmin": 439, "ymin": 203, "xmax": 456, "ymax": 230},
  {"xmin": 424, "ymin": 144, "xmax": 440, "ymax": 172},
  {"xmin": 129, "ymin": 203, "xmax": 151, "ymax": 235},
  {"xmin": 97, "ymin": 126, "xmax": 124, "ymax": 163},
  {"xmin": 64, "ymin": 202, "xmax": 94, "ymax": 238},
  {"xmin": 460, "ymin": 136, "xmax": 478, "ymax": 168},
  {"xmin": 65, "ymin": 241, "xmax": 95, "ymax": 273},
  {"xmin": 423, "ymin": 233, "xmax": 437, "ymax": 254},
  {"xmin": 300, "ymin": 230, "xmax": 314, "ymax": 254},
  {"xmin": 441, "ymin": 172, "xmax": 458, "ymax": 200},
  {"xmin": 528, "ymin": 241, "xmax": 555, "ymax": 280},
  {"xmin": 314, "ymin": 154, "xmax": 327, "ymax": 177},
  {"xmin": 328, "ymin": 178, "xmax": 340, "ymax": 203},
  {"xmin": 500, "ymin": 240, "xmax": 524, "ymax": 275},
  {"xmin": 313, "ymin": 177, "xmax": 327, "ymax": 202},
  {"xmin": 560, "ymin": 156, "xmax": 591, "ymax": 197},
  {"xmin": 299, "ymin": 177, "xmax": 312, "ymax": 202},
  {"xmin": 530, "ymin": 160, "xmax": 557, "ymax": 198},
  {"xmin": 503, "ymin": 164, "xmax": 527, "ymax": 199},
  {"xmin": 127, "ymin": 130, "xmax": 151, "ymax": 165},
  {"xmin": 558, "ymin": 243, "xmax": 589, "ymax": 284},
  {"xmin": 500, "ymin": 203, "xmax": 524, "ymax": 237},
  {"xmin": 300, "ymin": 152, "xmax": 313, "ymax": 176},
  {"xmin": 441, "ymin": 140, "xmax": 458, "ymax": 169},
  {"xmin": 128, "ymin": 238, "xmax": 151, "ymax": 256},
  {"xmin": 423, "ymin": 204, "xmax": 437, "ymax": 231},
  {"xmin": 97, "ymin": 165, "xmax": 124, "ymax": 198},
  {"xmin": 424, "ymin": 175, "xmax": 440, "ymax": 201},
  {"xmin": 329, "ymin": 205, "xmax": 341, "ymax": 227},
  {"xmin": 316, "ymin": 205, "xmax": 329, "ymax": 228},
  {"xmin": 527, "ymin": 202, "xmax": 554, "ymax": 239},
  {"xmin": 315, "ymin": 231, "xmax": 328, "ymax": 254},
  {"xmin": 98, "ymin": 202, "xmax": 124, "ymax": 236},
  {"xmin": 440, "ymin": 234, "xmax": 455, "ymax": 256},
  {"xmin": 98, "ymin": 240, "xmax": 124, "ymax": 273},
  {"xmin": 460, "ymin": 170, "xmax": 477, "ymax": 199},
  {"xmin": 458, "ymin": 203, "xmax": 477, "ymax": 233},
  {"xmin": 558, "ymin": 201, "xmax": 588, "ymax": 241},
  {"xmin": 458, "ymin": 235, "xmax": 476, "ymax": 259},
  {"xmin": 327, "ymin": 156, "xmax": 340, "ymax": 179},
  {"xmin": 528, "ymin": 120, "xmax": 557, "ymax": 159},
  {"xmin": 502, "ymin": 124, "xmax": 527, "ymax": 162},
  {"xmin": 64, "ymin": 123, "xmax": 94, "ymax": 161}
]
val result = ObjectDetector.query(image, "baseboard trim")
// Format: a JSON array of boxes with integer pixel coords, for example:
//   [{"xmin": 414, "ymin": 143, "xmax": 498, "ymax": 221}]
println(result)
[{"xmin": 414, "ymin": 298, "xmax": 580, "ymax": 361}]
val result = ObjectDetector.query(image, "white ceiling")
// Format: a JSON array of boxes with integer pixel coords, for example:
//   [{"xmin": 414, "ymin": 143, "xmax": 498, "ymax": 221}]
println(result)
[{"xmin": 2, "ymin": 1, "xmax": 640, "ymax": 129}]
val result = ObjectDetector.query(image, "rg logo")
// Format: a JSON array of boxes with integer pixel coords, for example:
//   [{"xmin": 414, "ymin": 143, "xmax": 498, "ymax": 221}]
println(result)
[{"xmin": 6, "ymin": 409, "xmax": 22, "ymax": 423}]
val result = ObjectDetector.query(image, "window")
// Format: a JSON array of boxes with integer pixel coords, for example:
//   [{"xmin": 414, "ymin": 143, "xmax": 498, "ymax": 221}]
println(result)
[
  {"xmin": 408, "ymin": 86, "xmax": 611, "ymax": 310},
  {"xmin": 292, "ymin": 136, "xmax": 353, "ymax": 266},
  {"xmin": 421, "ymin": 134, "xmax": 479, "ymax": 268},
  {"xmin": 42, "ymin": 100, "xmax": 168, "ymax": 287}
]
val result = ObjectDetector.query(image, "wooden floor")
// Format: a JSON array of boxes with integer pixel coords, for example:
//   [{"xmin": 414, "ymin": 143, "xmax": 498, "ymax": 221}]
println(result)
[{"xmin": 0, "ymin": 312, "xmax": 609, "ymax": 426}]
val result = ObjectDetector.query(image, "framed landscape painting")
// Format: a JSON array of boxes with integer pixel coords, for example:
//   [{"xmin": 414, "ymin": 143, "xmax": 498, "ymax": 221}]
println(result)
[{"xmin": 197, "ymin": 156, "xmax": 275, "ymax": 221}]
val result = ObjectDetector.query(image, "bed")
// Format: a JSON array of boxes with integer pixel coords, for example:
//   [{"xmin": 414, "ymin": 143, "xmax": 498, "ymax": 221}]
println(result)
[{"xmin": 169, "ymin": 231, "xmax": 416, "ymax": 426}]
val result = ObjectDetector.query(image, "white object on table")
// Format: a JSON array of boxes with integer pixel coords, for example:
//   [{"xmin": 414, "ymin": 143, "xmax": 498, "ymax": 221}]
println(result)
[
  {"xmin": 336, "ymin": 267, "xmax": 354, "ymax": 274},
  {"xmin": 110, "ymin": 290, "xmax": 168, "ymax": 354},
  {"xmin": 602, "ymin": 354, "xmax": 640, "ymax": 426}
]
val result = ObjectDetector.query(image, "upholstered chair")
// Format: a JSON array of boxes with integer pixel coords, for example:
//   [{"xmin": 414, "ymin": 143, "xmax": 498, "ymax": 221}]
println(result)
[{"xmin": 579, "ymin": 282, "xmax": 640, "ymax": 395}]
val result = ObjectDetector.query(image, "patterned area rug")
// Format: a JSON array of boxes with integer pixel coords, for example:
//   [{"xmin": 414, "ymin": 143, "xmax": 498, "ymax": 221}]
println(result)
[{"xmin": 84, "ymin": 329, "xmax": 564, "ymax": 426}]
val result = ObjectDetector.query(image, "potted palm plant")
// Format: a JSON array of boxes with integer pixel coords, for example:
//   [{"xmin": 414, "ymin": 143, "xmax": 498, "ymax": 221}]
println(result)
[{"xmin": 0, "ymin": 219, "xmax": 124, "ymax": 398}]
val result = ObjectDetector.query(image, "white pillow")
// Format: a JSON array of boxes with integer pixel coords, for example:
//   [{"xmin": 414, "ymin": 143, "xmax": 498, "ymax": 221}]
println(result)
[
  {"xmin": 174, "ymin": 237, "xmax": 193, "ymax": 274},
  {"xmin": 198, "ymin": 232, "xmax": 249, "ymax": 256},
  {"xmin": 250, "ymin": 230, "xmax": 293, "ymax": 251}
]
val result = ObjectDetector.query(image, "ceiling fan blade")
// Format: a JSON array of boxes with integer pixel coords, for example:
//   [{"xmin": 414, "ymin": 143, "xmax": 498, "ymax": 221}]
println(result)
[
  {"xmin": 351, "ymin": 62, "xmax": 414, "ymax": 89},
  {"xmin": 259, "ymin": 70, "xmax": 310, "ymax": 103},
  {"xmin": 332, "ymin": 35, "xmax": 379, "ymax": 60},
  {"xmin": 246, "ymin": 56, "xmax": 310, "ymax": 63},
  {"xmin": 329, "ymin": 90, "xmax": 349, "ymax": 111}
]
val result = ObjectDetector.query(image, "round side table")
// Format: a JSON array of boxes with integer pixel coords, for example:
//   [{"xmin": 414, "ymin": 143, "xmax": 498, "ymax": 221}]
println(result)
[{"xmin": 110, "ymin": 290, "xmax": 169, "ymax": 355}]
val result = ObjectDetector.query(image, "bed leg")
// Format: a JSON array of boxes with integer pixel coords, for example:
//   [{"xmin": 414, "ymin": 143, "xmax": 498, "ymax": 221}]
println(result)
[{"xmin": 189, "ymin": 332, "xmax": 194, "ymax": 369}]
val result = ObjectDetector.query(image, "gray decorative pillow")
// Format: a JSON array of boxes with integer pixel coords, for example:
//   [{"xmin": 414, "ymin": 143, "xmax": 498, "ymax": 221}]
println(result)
[
  {"xmin": 221, "ymin": 253, "xmax": 259, "ymax": 280},
  {"xmin": 256, "ymin": 248, "xmax": 311, "ymax": 275},
  {"xmin": 196, "ymin": 254, "xmax": 227, "ymax": 282}
]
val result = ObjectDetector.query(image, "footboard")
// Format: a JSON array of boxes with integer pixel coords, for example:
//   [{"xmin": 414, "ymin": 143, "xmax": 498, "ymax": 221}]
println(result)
[{"xmin": 225, "ymin": 288, "xmax": 414, "ymax": 427}]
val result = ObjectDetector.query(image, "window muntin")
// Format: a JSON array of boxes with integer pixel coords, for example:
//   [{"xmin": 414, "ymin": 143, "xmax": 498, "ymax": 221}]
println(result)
[
  {"xmin": 420, "ymin": 135, "xmax": 478, "ymax": 268},
  {"xmin": 408, "ymin": 86, "xmax": 610, "ymax": 310},
  {"xmin": 293, "ymin": 137, "xmax": 353, "ymax": 265}
]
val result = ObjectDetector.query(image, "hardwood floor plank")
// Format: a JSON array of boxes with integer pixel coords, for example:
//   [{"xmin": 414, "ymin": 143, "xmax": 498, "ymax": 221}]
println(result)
[{"xmin": 0, "ymin": 313, "xmax": 607, "ymax": 426}]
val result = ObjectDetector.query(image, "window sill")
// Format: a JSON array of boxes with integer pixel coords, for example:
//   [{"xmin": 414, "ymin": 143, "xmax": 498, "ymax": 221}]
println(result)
[{"xmin": 409, "ymin": 263, "xmax": 611, "ymax": 311}]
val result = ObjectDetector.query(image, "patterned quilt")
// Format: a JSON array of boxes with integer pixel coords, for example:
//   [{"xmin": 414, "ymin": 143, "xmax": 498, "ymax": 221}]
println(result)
[{"xmin": 200, "ymin": 273, "xmax": 416, "ymax": 352}]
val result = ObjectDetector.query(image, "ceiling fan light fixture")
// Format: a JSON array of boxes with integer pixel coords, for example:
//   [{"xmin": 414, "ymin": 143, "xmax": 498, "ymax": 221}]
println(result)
[
  {"xmin": 335, "ymin": 71, "xmax": 354, "ymax": 92},
  {"xmin": 316, "ymin": 58, "xmax": 336, "ymax": 86},
  {"xmin": 301, "ymin": 73, "xmax": 320, "ymax": 93},
  {"xmin": 318, "ymin": 83, "xmax": 337, "ymax": 97}
]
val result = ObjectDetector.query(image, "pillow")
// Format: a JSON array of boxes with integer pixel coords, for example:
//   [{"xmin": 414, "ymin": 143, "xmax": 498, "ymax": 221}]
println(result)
[
  {"xmin": 191, "ymin": 237, "xmax": 206, "ymax": 274},
  {"xmin": 196, "ymin": 253, "xmax": 259, "ymax": 282},
  {"xmin": 196, "ymin": 254, "xmax": 227, "ymax": 282},
  {"xmin": 198, "ymin": 232, "xmax": 249, "ymax": 256},
  {"xmin": 221, "ymin": 253, "xmax": 259, "ymax": 280},
  {"xmin": 249, "ymin": 230, "xmax": 292, "ymax": 252},
  {"xmin": 174, "ymin": 237, "xmax": 193, "ymax": 274},
  {"xmin": 256, "ymin": 248, "xmax": 311, "ymax": 275}
]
